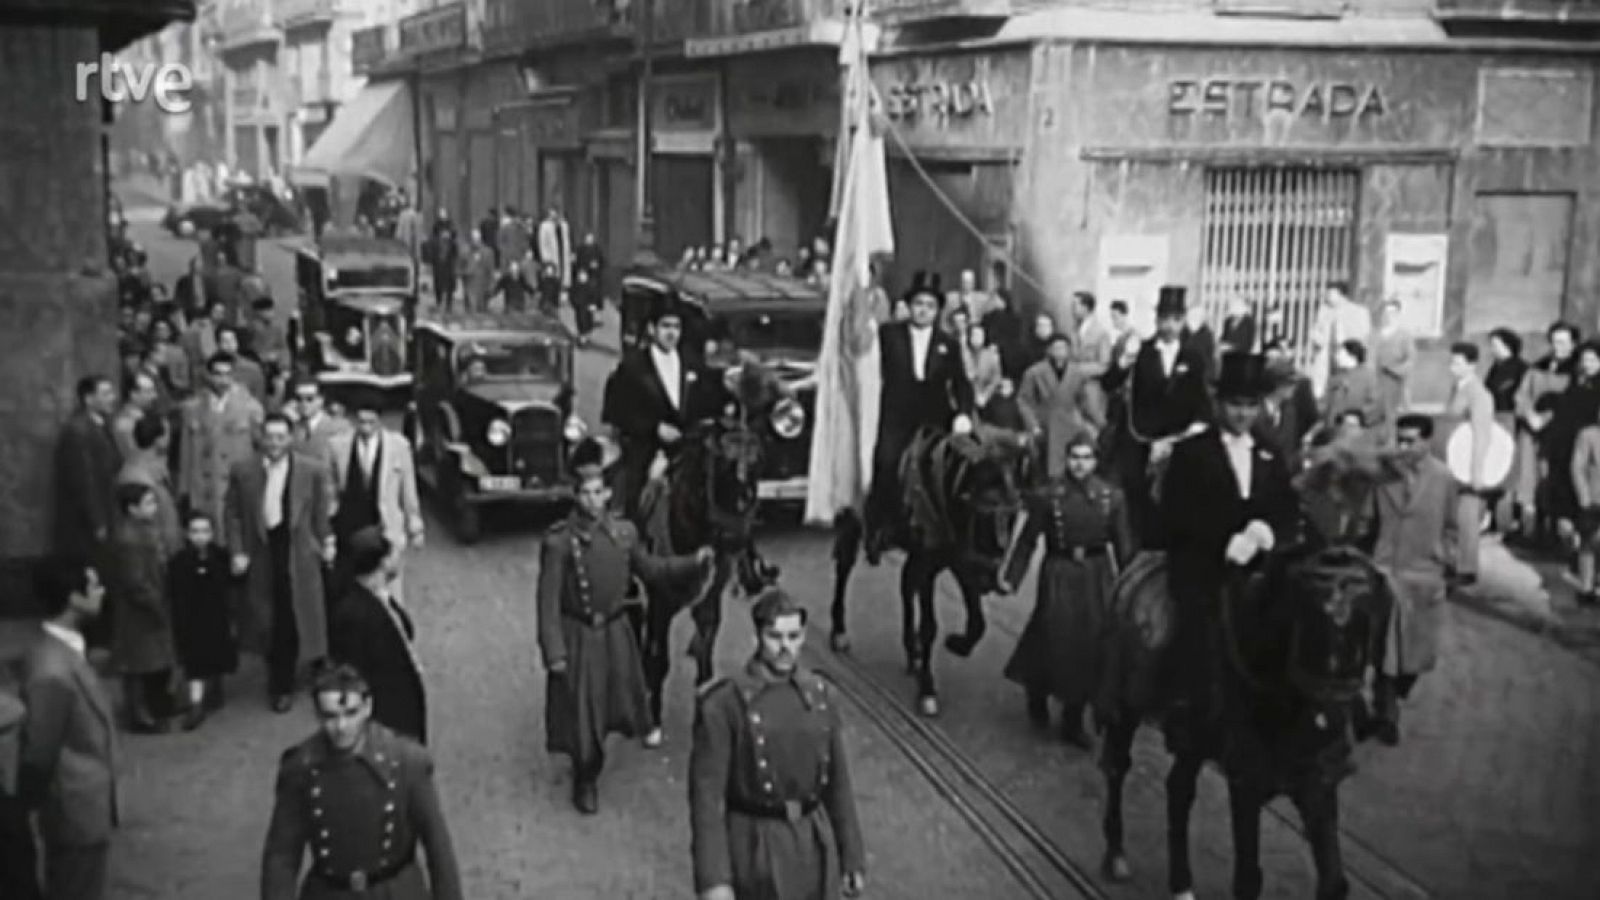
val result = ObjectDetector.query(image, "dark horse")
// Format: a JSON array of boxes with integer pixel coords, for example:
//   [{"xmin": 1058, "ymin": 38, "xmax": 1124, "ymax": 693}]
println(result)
[
  {"xmin": 1092, "ymin": 542, "xmax": 1394, "ymax": 899},
  {"xmin": 634, "ymin": 361, "xmax": 783, "ymax": 739},
  {"xmin": 830, "ymin": 424, "xmax": 1030, "ymax": 715}
]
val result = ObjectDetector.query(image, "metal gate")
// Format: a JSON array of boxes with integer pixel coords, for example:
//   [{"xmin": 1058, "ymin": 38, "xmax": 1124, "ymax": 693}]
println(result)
[{"xmin": 1197, "ymin": 167, "xmax": 1360, "ymax": 367}]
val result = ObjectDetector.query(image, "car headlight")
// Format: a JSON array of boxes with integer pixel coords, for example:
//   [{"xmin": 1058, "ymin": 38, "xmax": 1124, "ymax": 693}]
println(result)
[
  {"xmin": 771, "ymin": 396, "xmax": 805, "ymax": 439},
  {"xmin": 344, "ymin": 326, "xmax": 363, "ymax": 345},
  {"xmin": 563, "ymin": 415, "xmax": 588, "ymax": 442},
  {"xmin": 487, "ymin": 419, "xmax": 511, "ymax": 446}
]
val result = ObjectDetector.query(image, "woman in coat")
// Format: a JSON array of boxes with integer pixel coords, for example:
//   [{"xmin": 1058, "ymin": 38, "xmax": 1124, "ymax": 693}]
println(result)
[
  {"xmin": 1370, "ymin": 297, "xmax": 1413, "ymax": 435},
  {"xmin": 1550, "ymin": 341, "xmax": 1600, "ymax": 540},
  {"xmin": 962, "ymin": 322, "xmax": 1004, "ymax": 414},
  {"xmin": 109, "ymin": 483, "xmax": 177, "ymax": 732},
  {"xmin": 1485, "ymin": 328, "xmax": 1529, "ymax": 532},
  {"xmin": 1018, "ymin": 333, "xmax": 1106, "ymax": 479},
  {"xmin": 1514, "ymin": 323, "xmax": 1578, "ymax": 541}
]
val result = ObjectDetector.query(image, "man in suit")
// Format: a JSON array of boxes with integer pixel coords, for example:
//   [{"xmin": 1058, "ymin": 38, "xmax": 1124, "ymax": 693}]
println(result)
[
  {"xmin": 329, "ymin": 528, "xmax": 427, "ymax": 743},
  {"xmin": 1103, "ymin": 286, "xmax": 1212, "ymax": 545},
  {"xmin": 287, "ymin": 377, "xmax": 349, "ymax": 461},
  {"xmin": 110, "ymin": 372, "xmax": 160, "ymax": 463},
  {"xmin": 325, "ymin": 400, "xmax": 424, "ymax": 603},
  {"xmin": 1159, "ymin": 352, "xmax": 1298, "ymax": 742},
  {"xmin": 536, "ymin": 204, "xmax": 572, "ymax": 307},
  {"xmin": 607, "ymin": 302, "xmax": 711, "ymax": 522},
  {"xmin": 15, "ymin": 560, "xmax": 118, "ymax": 900},
  {"xmin": 865, "ymin": 285, "xmax": 975, "ymax": 562},
  {"xmin": 224, "ymin": 413, "xmax": 335, "ymax": 712},
  {"xmin": 572, "ymin": 231, "xmax": 605, "ymax": 343},
  {"xmin": 54, "ymin": 377, "xmax": 123, "ymax": 572},
  {"xmin": 1069, "ymin": 291, "xmax": 1113, "ymax": 378},
  {"xmin": 1443, "ymin": 342, "xmax": 1496, "ymax": 582}
]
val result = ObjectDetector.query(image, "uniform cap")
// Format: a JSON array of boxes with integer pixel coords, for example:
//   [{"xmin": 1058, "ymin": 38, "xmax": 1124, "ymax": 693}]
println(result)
[{"xmin": 750, "ymin": 587, "xmax": 808, "ymax": 630}]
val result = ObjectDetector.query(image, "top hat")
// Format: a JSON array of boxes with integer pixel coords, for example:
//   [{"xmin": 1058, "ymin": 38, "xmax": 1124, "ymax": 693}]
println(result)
[
  {"xmin": 1155, "ymin": 285, "xmax": 1186, "ymax": 319},
  {"xmin": 649, "ymin": 297, "xmax": 686, "ymax": 324},
  {"xmin": 1216, "ymin": 352, "xmax": 1270, "ymax": 401},
  {"xmin": 906, "ymin": 270, "xmax": 943, "ymax": 302}
]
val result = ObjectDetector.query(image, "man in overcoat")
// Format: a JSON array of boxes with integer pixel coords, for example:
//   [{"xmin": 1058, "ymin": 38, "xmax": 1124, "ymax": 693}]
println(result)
[
  {"xmin": 325, "ymin": 401, "xmax": 424, "ymax": 603},
  {"xmin": 865, "ymin": 286, "xmax": 975, "ymax": 561},
  {"xmin": 690, "ymin": 589, "xmax": 866, "ymax": 900},
  {"xmin": 261, "ymin": 664, "xmax": 461, "ymax": 900},
  {"xmin": 606, "ymin": 302, "xmax": 713, "ymax": 522},
  {"xmin": 330, "ymin": 528, "xmax": 427, "ymax": 744},
  {"xmin": 54, "ymin": 376, "xmax": 122, "ymax": 569},
  {"xmin": 14, "ymin": 561, "xmax": 118, "ymax": 900},
  {"xmin": 1442, "ymin": 341, "xmax": 1496, "ymax": 582},
  {"xmin": 180, "ymin": 352, "xmax": 265, "ymax": 528},
  {"xmin": 287, "ymin": 378, "xmax": 350, "ymax": 461},
  {"xmin": 1018, "ymin": 332, "xmax": 1106, "ymax": 480},
  {"xmin": 1358, "ymin": 413, "xmax": 1458, "ymax": 745},
  {"xmin": 538, "ymin": 438, "xmax": 711, "ymax": 813},
  {"xmin": 1159, "ymin": 352, "xmax": 1298, "ymax": 748},
  {"xmin": 224, "ymin": 413, "xmax": 334, "ymax": 712},
  {"xmin": 1102, "ymin": 286, "xmax": 1212, "ymax": 545}
]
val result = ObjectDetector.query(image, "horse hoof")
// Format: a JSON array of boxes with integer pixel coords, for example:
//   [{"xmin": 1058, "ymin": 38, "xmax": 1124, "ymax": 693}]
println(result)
[
  {"xmin": 918, "ymin": 695, "xmax": 940, "ymax": 717},
  {"xmin": 642, "ymin": 728, "xmax": 664, "ymax": 749},
  {"xmin": 944, "ymin": 633, "xmax": 976, "ymax": 658},
  {"xmin": 830, "ymin": 632, "xmax": 851, "ymax": 653},
  {"xmin": 1100, "ymin": 853, "xmax": 1131, "ymax": 883}
]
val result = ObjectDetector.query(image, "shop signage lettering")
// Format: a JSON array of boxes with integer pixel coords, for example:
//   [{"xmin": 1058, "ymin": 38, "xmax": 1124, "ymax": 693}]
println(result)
[
  {"xmin": 1167, "ymin": 78, "xmax": 1387, "ymax": 120},
  {"xmin": 654, "ymin": 78, "xmax": 717, "ymax": 132},
  {"xmin": 399, "ymin": 2, "xmax": 467, "ymax": 56},
  {"xmin": 883, "ymin": 79, "xmax": 994, "ymax": 124}
]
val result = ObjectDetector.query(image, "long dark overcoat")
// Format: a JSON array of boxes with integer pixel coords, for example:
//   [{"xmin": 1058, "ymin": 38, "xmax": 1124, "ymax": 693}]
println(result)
[{"xmin": 223, "ymin": 452, "xmax": 332, "ymax": 665}]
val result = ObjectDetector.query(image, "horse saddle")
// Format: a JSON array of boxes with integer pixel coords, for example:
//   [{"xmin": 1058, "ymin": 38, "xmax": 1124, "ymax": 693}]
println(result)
[{"xmin": 1109, "ymin": 550, "xmax": 1177, "ymax": 653}]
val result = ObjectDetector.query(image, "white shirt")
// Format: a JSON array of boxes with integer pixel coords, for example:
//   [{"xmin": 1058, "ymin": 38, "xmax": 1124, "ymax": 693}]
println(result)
[
  {"xmin": 910, "ymin": 324, "xmax": 933, "ymax": 381},
  {"xmin": 1156, "ymin": 338, "xmax": 1181, "ymax": 377},
  {"xmin": 43, "ymin": 621, "xmax": 85, "ymax": 657},
  {"xmin": 1221, "ymin": 430, "xmax": 1254, "ymax": 500},
  {"xmin": 263, "ymin": 455, "xmax": 289, "ymax": 529},
  {"xmin": 358, "ymin": 434, "xmax": 378, "ymax": 479},
  {"xmin": 210, "ymin": 388, "xmax": 230, "ymax": 415},
  {"xmin": 651, "ymin": 346, "xmax": 682, "ymax": 409}
]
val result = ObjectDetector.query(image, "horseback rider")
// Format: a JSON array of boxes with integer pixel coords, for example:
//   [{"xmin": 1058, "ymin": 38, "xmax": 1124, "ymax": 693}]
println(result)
[
  {"xmin": 863, "ymin": 277, "xmax": 976, "ymax": 563},
  {"xmin": 605, "ymin": 300, "xmax": 715, "ymax": 523},
  {"xmin": 1158, "ymin": 352, "xmax": 1299, "ymax": 745},
  {"xmin": 1102, "ymin": 286, "xmax": 1213, "ymax": 545}
]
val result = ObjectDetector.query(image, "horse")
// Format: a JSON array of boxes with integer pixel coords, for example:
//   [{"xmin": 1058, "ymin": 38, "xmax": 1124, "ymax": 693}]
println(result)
[
  {"xmin": 634, "ymin": 359, "xmax": 784, "ymax": 741},
  {"xmin": 829, "ymin": 424, "xmax": 1031, "ymax": 716},
  {"xmin": 1092, "ymin": 541, "xmax": 1394, "ymax": 900}
]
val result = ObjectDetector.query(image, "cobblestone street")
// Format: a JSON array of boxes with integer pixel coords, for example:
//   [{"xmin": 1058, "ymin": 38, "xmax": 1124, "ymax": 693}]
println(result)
[{"xmin": 105, "ymin": 221, "xmax": 1600, "ymax": 898}]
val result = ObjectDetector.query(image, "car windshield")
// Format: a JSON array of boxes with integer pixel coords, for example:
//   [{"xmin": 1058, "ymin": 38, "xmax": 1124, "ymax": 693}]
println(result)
[
  {"xmin": 714, "ymin": 311, "xmax": 823, "ymax": 353},
  {"xmin": 330, "ymin": 264, "xmax": 411, "ymax": 290},
  {"xmin": 455, "ymin": 339, "xmax": 565, "ymax": 382}
]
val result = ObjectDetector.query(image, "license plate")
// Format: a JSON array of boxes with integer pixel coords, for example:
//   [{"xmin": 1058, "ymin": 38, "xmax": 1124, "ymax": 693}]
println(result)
[
  {"xmin": 479, "ymin": 476, "xmax": 521, "ymax": 492},
  {"xmin": 757, "ymin": 479, "xmax": 807, "ymax": 500}
]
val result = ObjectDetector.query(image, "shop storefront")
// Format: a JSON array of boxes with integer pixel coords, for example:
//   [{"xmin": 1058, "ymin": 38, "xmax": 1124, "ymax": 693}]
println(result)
[
  {"xmin": 724, "ymin": 50, "xmax": 839, "ymax": 259},
  {"xmin": 870, "ymin": 47, "xmax": 1030, "ymax": 299},
  {"xmin": 495, "ymin": 87, "xmax": 587, "ymax": 222},
  {"xmin": 650, "ymin": 70, "xmax": 722, "ymax": 262},
  {"xmin": 1020, "ymin": 41, "xmax": 1600, "ymax": 395}
]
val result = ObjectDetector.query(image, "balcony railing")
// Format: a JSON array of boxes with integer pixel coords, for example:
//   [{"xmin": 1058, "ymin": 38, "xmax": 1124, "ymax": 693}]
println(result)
[
  {"xmin": 1434, "ymin": 0, "xmax": 1600, "ymax": 21},
  {"xmin": 275, "ymin": 0, "xmax": 337, "ymax": 29},
  {"xmin": 484, "ymin": 0, "xmax": 633, "ymax": 54},
  {"xmin": 398, "ymin": 1, "xmax": 470, "ymax": 57}
]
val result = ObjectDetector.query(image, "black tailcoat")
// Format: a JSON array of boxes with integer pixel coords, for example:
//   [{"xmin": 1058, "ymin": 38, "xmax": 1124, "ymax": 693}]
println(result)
[
  {"xmin": 875, "ymin": 321, "xmax": 974, "ymax": 458},
  {"xmin": 1124, "ymin": 338, "xmax": 1212, "ymax": 442}
]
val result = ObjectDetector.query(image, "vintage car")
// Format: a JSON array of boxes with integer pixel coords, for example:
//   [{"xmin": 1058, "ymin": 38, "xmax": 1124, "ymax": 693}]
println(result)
[
  {"xmin": 619, "ymin": 268, "xmax": 824, "ymax": 504},
  {"xmin": 163, "ymin": 184, "xmax": 301, "ymax": 237},
  {"xmin": 288, "ymin": 235, "xmax": 416, "ymax": 409},
  {"xmin": 403, "ymin": 311, "xmax": 586, "ymax": 542}
]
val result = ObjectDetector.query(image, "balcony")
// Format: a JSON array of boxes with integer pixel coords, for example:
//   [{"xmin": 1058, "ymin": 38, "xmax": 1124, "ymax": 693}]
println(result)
[
  {"xmin": 352, "ymin": 23, "xmax": 390, "ymax": 75},
  {"xmin": 398, "ymin": 1, "xmax": 470, "ymax": 58},
  {"xmin": 1434, "ymin": 0, "xmax": 1600, "ymax": 22},
  {"xmin": 869, "ymin": 0, "xmax": 1011, "ymax": 24},
  {"xmin": 216, "ymin": 0, "xmax": 281, "ymax": 52},
  {"xmin": 483, "ymin": 0, "xmax": 634, "ymax": 54},
  {"xmin": 276, "ymin": 0, "xmax": 337, "ymax": 29}
]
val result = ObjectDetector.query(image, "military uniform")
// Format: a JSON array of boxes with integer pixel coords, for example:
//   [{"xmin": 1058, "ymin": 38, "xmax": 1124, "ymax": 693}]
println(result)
[
  {"xmin": 537, "ymin": 510, "xmax": 702, "ymax": 784},
  {"xmin": 1000, "ymin": 474, "xmax": 1133, "ymax": 726},
  {"xmin": 690, "ymin": 660, "xmax": 865, "ymax": 900},
  {"xmin": 261, "ymin": 724, "xmax": 462, "ymax": 900}
]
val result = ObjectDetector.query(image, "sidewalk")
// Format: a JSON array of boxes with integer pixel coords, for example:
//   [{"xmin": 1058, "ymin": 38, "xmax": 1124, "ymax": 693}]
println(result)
[{"xmin": 1458, "ymin": 534, "xmax": 1600, "ymax": 667}]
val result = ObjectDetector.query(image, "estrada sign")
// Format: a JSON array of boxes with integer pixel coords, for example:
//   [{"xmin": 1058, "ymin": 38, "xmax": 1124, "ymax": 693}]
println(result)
[
  {"xmin": 883, "ymin": 79, "xmax": 995, "ymax": 123},
  {"xmin": 1168, "ymin": 78, "xmax": 1387, "ymax": 120}
]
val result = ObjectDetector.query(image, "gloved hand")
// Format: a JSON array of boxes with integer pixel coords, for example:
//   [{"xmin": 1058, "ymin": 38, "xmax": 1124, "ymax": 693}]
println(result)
[{"xmin": 1225, "ymin": 531, "xmax": 1260, "ymax": 566}]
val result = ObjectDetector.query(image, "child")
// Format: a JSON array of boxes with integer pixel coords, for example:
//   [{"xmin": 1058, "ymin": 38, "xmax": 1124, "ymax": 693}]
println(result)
[
  {"xmin": 109, "ymin": 483, "xmax": 177, "ymax": 733},
  {"xmin": 167, "ymin": 511, "xmax": 239, "ymax": 725}
]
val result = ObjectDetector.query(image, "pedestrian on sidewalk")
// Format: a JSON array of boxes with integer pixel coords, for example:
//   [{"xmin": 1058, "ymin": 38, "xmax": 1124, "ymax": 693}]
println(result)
[
  {"xmin": 329, "ymin": 527, "xmax": 428, "ymax": 744},
  {"xmin": 325, "ymin": 401, "xmax": 424, "ymax": 606},
  {"xmin": 572, "ymin": 231, "xmax": 606, "ymax": 343},
  {"xmin": 261, "ymin": 664, "xmax": 462, "ymax": 900},
  {"xmin": 537, "ymin": 437, "xmax": 712, "ymax": 814},
  {"xmin": 1566, "ymin": 409, "xmax": 1600, "ymax": 606},
  {"xmin": 1442, "ymin": 342, "xmax": 1495, "ymax": 582},
  {"xmin": 1361, "ymin": 413, "xmax": 1458, "ymax": 745},
  {"xmin": 108, "ymin": 483, "xmax": 178, "ymax": 734},
  {"xmin": 996, "ymin": 433, "xmax": 1133, "ymax": 748},
  {"xmin": 167, "ymin": 510, "xmax": 237, "ymax": 726},
  {"xmin": 429, "ymin": 210, "xmax": 459, "ymax": 311},
  {"xmin": 462, "ymin": 232, "xmax": 495, "ymax": 313},
  {"xmin": 690, "ymin": 588, "xmax": 867, "ymax": 900},
  {"xmin": 15, "ymin": 561, "xmax": 117, "ymax": 900}
]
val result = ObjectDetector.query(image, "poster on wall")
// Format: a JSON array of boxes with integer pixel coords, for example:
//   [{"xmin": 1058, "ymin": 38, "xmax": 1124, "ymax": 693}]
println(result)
[
  {"xmin": 1383, "ymin": 233, "xmax": 1448, "ymax": 339},
  {"xmin": 1095, "ymin": 234, "xmax": 1170, "ymax": 335}
]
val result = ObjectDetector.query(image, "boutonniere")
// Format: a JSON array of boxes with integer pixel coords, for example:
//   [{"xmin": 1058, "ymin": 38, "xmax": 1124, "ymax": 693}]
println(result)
[
  {"xmin": 686, "ymin": 371, "xmax": 698, "ymax": 383},
  {"xmin": 1256, "ymin": 449, "xmax": 1273, "ymax": 460},
  {"xmin": 936, "ymin": 344, "xmax": 948, "ymax": 355},
  {"xmin": 1175, "ymin": 363, "xmax": 1189, "ymax": 374}
]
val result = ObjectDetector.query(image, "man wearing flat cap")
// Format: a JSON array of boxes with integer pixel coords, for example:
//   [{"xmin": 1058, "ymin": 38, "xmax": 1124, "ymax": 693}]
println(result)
[
  {"xmin": 690, "ymin": 589, "xmax": 866, "ymax": 900},
  {"xmin": 1158, "ymin": 352, "xmax": 1298, "ymax": 747},
  {"xmin": 1103, "ymin": 286, "xmax": 1213, "ymax": 544},
  {"xmin": 538, "ymin": 437, "xmax": 713, "ymax": 813}
]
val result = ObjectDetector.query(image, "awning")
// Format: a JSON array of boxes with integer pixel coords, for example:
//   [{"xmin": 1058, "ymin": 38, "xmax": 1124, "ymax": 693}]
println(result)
[{"xmin": 291, "ymin": 79, "xmax": 415, "ymax": 189}]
